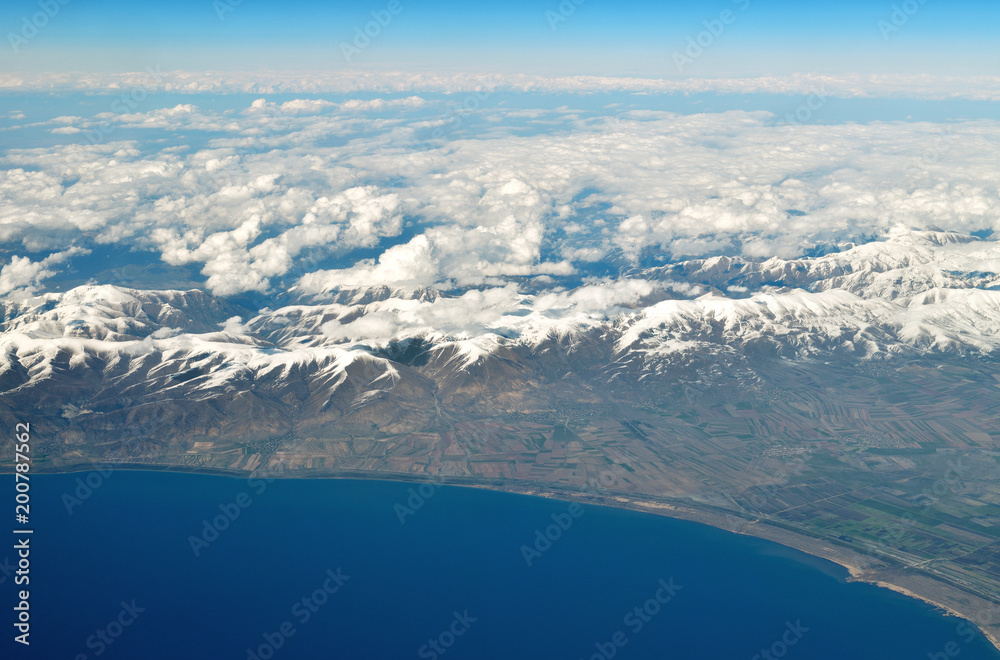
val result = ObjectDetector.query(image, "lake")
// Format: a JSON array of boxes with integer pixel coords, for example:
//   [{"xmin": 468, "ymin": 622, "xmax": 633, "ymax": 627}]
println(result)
[{"xmin": 4, "ymin": 470, "xmax": 999, "ymax": 659}]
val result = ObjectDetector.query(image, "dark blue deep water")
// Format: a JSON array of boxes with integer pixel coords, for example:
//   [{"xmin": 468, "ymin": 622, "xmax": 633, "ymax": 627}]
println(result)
[{"xmin": 3, "ymin": 471, "xmax": 999, "ymax": 659}]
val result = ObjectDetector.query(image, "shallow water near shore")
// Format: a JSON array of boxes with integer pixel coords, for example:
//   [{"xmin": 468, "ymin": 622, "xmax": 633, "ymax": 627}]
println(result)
[{"xmin": 6, "ymin": 470, "xmax": 999, "ymax": 659}]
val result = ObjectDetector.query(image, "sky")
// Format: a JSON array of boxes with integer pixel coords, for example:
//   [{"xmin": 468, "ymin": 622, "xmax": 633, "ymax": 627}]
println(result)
[
  {"xmin": 1, "ymin": 0, "xmax": 999, "ymax": 76},
  {"xmin": 0, "ymin": 0, "xmax": 998, "ymax": 346}
]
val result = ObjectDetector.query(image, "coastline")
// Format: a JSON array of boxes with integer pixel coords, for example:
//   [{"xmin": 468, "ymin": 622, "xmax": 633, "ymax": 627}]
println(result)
[
  {"xmin": 514, "ymin": 486, "xmax": 1000, "ymax": 655},
  {"xmin": 15, "ymin": 462, "xmax": 1000, "ymax": 654}
]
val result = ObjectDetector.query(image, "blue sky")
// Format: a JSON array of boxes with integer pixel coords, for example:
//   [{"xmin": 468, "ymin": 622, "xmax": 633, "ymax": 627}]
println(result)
[{"xmin": 2, "ymin": 0, "xmax": 998, "ymax": 76}]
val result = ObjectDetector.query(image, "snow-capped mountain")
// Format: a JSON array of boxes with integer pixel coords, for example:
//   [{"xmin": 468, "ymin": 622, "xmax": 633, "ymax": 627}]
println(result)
[{"xmin": 2, "ymin": 228, "xmax": 1000, "ymax": 456}]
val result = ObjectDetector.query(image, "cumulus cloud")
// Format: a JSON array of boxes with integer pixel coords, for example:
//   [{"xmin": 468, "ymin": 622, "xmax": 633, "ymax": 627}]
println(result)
[
  {"xmin": 0, "ymin": 247, "xmax": 90, "ymax": 296},
  {"xmin": 150, "ymin": 185, "xmax": 404, "ymax": 295},
  {"xmin": 221, "ymin": 316, "xmax": 247, "ymax": 335},
  {"xmin": 316, "ymin": 279, "xmax": 661, "ymax": 345},
  {"xmin": 243, "ymin": 96, "xmax": 426, "ymax": 115},
  {"xmin": 2, "ymin": 94, "xmax": 999, "ymax": 300},
  {"xmin": 300, "ymin": 235, "xmax": 437, "ymax": 291},
  {"xmin": 339, "ymin": 96, "xmax": 427, "ymax": 112}
]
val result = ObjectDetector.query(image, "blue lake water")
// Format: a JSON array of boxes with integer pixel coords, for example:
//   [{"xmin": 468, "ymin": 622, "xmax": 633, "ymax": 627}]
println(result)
[{"xmin": 4, "ymin": 470, "xmax": 999, "ymax": 659}]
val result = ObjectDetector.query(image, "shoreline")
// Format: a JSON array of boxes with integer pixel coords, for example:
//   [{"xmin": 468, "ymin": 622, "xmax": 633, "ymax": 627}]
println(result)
[
  {"xmin": 521, "ymin": 487, "xmax": 1000, "ymax": 655},
  {"xmin": 14, "ymin": 462, "xmax": 1000, "ymax": 654}
]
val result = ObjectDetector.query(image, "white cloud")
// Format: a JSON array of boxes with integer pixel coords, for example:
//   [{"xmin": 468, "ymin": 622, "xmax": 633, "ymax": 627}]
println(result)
[
  {"xmin": 340, "ymin": 96, "xmax": 428, "ymax": 112},
  {"xmin": 2, "ymin": 96, "xmax": 999, "ymax": 298},
  {"xmin": 0, "ymin": 247, "xmax": 90, "ymax": 296},
  {"xmin": 3, "ymin": 71, "xmax": 1000, "ymax": 100},
  {"xmin": 315, "ymin": 280, "xmax": 655, "ymax": 345},
  {"xmin": 276, "ymin": 99, "xmax": 338, "ymax": 114},
  {"xmin": 299, "ymin": 235, "xmax": 437, "ymax": 291}
]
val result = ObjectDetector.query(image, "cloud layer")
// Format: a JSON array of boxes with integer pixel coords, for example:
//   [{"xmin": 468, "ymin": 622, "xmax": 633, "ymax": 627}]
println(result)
[
  {"xmin": 3, "ymin": 71, "xmax": 1000, "ymax": 101},
  {"xmin": 1, "ymin": 94, "xmax": 998, "ymax": 299}
]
